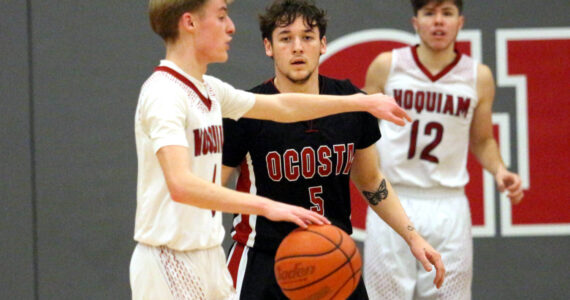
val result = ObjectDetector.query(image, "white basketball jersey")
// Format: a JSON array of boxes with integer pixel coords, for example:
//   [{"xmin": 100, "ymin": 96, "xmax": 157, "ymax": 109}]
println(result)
[
  {"xmin": 134, "ymin": 60, "xmax": 254, "ymax": 251},
  {"xmin": 377, "ymin": 46, "xmax": 479, "ymax": 188}
]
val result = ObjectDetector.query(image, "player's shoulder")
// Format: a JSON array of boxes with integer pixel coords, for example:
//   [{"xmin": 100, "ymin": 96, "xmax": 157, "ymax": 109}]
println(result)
[
  {"xmin": 476, "ymin": 63, "xmax": 493, "ymax": 78},
  {"xmin": 141, "ymin": 71, "xmax": 183, "ymax": 100},
  {"xmin": 366, "ymin": 48, "xmax": 402, "ymax": 80},
  {"xmin": 475, "ymin": 62, "xmax": 495, "ymax": 87},
  {"xmin": 369, "ymin": 51, "xmax": 393, "ymax": 70},
  {"xmin": 475, "ymin": 62, "xmax": 495, "ymax": 98},
  {"xmin": 376, "ymin": 45, "xmax": 412, "ymax": 63}
]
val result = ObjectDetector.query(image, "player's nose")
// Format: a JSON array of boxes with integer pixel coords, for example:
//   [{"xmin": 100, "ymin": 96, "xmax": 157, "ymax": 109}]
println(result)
[
  {"xmin": 227, "ymin": 16, "xmax": 236, "ymax": 34},
  {"xmin": 292, "ymin": 37, "xmax": 303, "ymax": 53}
]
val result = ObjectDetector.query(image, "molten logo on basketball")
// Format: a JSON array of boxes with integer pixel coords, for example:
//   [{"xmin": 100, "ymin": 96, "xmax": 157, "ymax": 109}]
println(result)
[{"xmin": 275, "ymin": 263, "xmax": 316, "ymax": 283}]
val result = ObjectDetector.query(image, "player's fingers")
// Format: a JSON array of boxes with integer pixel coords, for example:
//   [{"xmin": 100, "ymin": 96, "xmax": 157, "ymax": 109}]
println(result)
[
  {"xmin": 291, "ymin": 215, "xmax": 308, "ymax": 229},
  {"xmin": 509, "ymin": 191, "xmax": 524, "ymax": 205},
  {"xmin": 304, "ymin": 213, "xmax": 325, "ymax": 225},
  {"xmin": 433, "ymin": 257, "xmax": 446, "ymax": 289},
  {"xmin": 508, "ymin": 187, "xmax": 523, "ymax": 197},
  {"xmin": 314, "ymin": 213, "xmax": 331, "ymax": 224},
  {"xmin": 296, "ymin": 208, "xmax": 330, "ymax": 225},
  {"xmin": 496, "ymin": 180, "xmax": 506, "ymax": 193},
  {"xmin": 418, "ymin": 252, "xmax": 433, "ymax": 272},
  {"xmin": 424, "ymin": 250, "xmax": 445, "ymax": 288},
  {"xmin": 507, "ymin": 179, "xmax": 522, "ymax": 192},
  {"xmin": 388, "ymin": 115, "xmax": 406, "ymax": 126},
  {"xmin": 396, "ymin": 108, "xmax": 412, "ymax": 122}
]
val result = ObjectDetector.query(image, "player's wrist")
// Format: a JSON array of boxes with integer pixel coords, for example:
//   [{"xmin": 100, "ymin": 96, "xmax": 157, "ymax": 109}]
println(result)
[
  {"xmin": 348, "ymin": 93, "xmax": 371, "ymax": 113},
  {"xmin": 252, "ymin": 196, "xmax": 272, "ymax": 217},
  {"xmin": 494, "ymin": 164, "xmax": 507, "ymax": 176},
  {"xmin": 403, "ymin": 224, "xmax": 421, "ymax": 245}
]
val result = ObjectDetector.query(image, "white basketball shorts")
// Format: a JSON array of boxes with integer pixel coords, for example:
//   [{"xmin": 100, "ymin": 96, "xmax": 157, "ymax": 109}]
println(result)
[
  {"xmin": 363, "ymin": 185, "xmax": 473, "ymax": 300},
  {"xmin": 130, "ymin": 243, "xmax": 236, "ymax": 300}
]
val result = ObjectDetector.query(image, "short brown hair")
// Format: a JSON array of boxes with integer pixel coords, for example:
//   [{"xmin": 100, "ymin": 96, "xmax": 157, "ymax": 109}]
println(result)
[
  {"xmin": 410, "ymin": 0, "xmax": 463, "ymax": 15},
  {"xmin": 148, "ymin": 0, "xmax": 209, "ymax": 42}
]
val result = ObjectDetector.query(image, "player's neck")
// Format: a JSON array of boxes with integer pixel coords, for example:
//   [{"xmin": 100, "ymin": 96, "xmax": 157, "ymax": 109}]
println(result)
[
  {"xmin": 165, "ymin": 40, "xmax": 207, "ymax": 81},
  {"xmin": 416, "ymin": 43, "xmax": 457, "ymax": 75},
  {"xmin": 273, "ymin": 73, "xmax": 320, "ymax": 94}
]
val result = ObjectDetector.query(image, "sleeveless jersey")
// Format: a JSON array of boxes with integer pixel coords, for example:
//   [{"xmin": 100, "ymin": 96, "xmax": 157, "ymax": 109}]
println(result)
[
  {"xmin": 223, "ymin": 75, "xmax": 381, "ymax": 253},
  {"xmin": 377, "ymin": 46, "xmax": 479, "ymax": 188},
  {"xmin": 134, "ymin": 60, "xmax": 254, "ymax": 251}
]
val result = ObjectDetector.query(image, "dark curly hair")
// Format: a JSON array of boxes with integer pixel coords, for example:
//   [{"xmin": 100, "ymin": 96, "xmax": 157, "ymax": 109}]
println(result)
[{"xmin": 259, "ymin": 0, "xmax": 328, "ymax": 42}]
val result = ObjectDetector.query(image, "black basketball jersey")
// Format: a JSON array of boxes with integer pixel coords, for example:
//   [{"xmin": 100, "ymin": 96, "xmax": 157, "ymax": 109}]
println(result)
[{"xmin": 223, "ymin": 75, "xmax": 381, "ymax": 253}]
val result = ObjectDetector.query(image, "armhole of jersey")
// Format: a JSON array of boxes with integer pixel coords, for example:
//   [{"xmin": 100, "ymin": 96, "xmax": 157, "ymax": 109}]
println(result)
[
  {"xmin": 473, "ymin": 60, "xmax": 480, "ymax": 104},
  {"xmin": 386, "ymin": 49, "xmax": 399, "ymax": 87}
]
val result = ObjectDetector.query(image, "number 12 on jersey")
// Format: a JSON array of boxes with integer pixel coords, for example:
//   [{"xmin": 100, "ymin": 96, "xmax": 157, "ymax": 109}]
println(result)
[
  {"xmin": 308, "ymin": 186, "xmax": 325, "ymax": 215},
  {"xmin": 408, "ymin": 120, "xmax": 444, "ymax": 163}
]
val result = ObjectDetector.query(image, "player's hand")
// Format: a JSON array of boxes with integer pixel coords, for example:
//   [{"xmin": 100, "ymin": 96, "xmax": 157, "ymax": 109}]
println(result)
[
  {"xmin": 363, "ymin": 93, "xmax": 411, "ymax": 126},
  {"xmin": 409, "ymin": 235, "xmax": 446, "ymax": 289},
  {"xmin": 495, "ymin": 165, "xmax": 524, "ymax": 205},
  {"xmin": 263, "ymin": 200, "xmax": 331, "ymax": 229}
]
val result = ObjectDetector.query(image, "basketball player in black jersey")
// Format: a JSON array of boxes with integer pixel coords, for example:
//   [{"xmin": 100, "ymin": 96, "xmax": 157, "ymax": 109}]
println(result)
[{"xmin": 222, "ymin": 1, "xmax": 445, "ymax": 299}]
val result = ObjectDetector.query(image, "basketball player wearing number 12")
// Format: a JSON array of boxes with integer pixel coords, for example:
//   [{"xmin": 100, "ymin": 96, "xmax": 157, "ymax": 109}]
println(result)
[
  {"xmin": 223, "ymin": 1, "xmax": 444, "ymax": 299},
  {"xmin": 363, "ymin": 1, "xmax": 524, "ymax": 299}
]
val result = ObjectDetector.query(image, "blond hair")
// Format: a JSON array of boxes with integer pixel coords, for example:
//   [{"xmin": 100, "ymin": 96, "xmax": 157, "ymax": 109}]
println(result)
[{"xmin": 148, "ymin": 0, "xmax": 209, "ymax": 42}]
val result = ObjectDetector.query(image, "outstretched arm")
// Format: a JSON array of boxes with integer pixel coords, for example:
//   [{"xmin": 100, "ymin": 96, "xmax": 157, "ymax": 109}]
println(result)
[
  {"xmin": 470, "ymin": 64, "xmax": 523, "ymax": 204},
  {"xmin": 243, "ymin": 91, "xmax": 411, "ymax": 126},
  {"xmin": 157, "ymin": 145, "xmax": 330, "ymax": 228},
  {"xmin": 350, "ymin": 145, "xmax": 445, "ymax": 289}
]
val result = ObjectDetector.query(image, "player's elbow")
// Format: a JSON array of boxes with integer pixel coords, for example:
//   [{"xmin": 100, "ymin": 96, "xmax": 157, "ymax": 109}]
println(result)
[
  {"xmin": 167, "ymin": 181, "xmax": 191, "ymax": 204},
  {"xmin": 351, "ymin": 172, "xmax": 381, "ymax": 192}
]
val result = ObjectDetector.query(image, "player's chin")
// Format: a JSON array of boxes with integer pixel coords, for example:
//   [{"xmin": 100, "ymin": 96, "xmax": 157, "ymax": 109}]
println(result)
[
  {"xmin": 212, "ymin": 52, "xmax": 229, "ymax": 63},
  {"xmin": 428, "ymin": 39, "xmax": 454, "ymax": 51},
  {"xmin": 288, "ymin": 71, "xmax": 311, "ymax": 83}
]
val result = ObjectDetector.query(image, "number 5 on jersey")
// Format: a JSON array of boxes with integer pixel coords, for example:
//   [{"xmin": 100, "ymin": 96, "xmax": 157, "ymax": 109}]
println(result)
[{"xmin": 308, "ymin": 186, "xmax": 325, "ymax": 215}]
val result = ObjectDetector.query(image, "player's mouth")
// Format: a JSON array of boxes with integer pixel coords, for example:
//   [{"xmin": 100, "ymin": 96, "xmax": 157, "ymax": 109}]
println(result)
[
  {"xmin": 432, "ymin": 30, "xmax": 446, "ymax": 37},
  {"xmin": 290, "ymin": 58, "xmax": 306, "ymax": 65}
]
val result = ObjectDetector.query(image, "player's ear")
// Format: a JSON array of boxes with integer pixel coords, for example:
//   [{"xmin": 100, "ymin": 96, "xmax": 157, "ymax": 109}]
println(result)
[
  {"xmin": 264, "ymin": 38, "xmax": 274, "ymax": 58},
  {"xmin": 320, "ymin": 36, "xmax": 327, "ymax": 55},
  {"xmin": 458, "ymin": 15, "xmax": 465, "ymax": 30},
  {"xmin": 411, "ymin": 16, "xmax": 418, "ymax": 32},
  {"xmin": 179, "ymin": 12, "xmax": 196, "ymax": 33}
]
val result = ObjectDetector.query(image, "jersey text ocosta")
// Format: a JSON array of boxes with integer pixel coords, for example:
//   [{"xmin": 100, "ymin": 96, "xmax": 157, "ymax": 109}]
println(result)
[{"xmin": 265, "ymin": 143, "xmax": 355, "ymax": 182}]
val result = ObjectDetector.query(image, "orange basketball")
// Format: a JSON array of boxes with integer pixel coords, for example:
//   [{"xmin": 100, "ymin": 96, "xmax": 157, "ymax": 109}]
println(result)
[{"xmin": 274, "ymin": 224, "xmax": 362, "ymax": 300}]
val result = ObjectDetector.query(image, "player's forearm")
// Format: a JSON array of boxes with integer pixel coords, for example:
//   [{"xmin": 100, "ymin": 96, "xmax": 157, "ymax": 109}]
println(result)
[
  {"xmin": 168, "ymin": 172, "xmax": 272, "ymax": 215},
  {"xmin": 249, "ymin": 92, "xmax": 409, "ymax": 125},
  {"xmin": 360, "ymin": 178, "xmax": 418, "ymax": 245},
  {"xmin": 271, "ymin": 93, "xmax": 364, "ymax": 122},
  {"xmin": 470, "ymin": 137, "xmax": 504, "ymax": 175}
]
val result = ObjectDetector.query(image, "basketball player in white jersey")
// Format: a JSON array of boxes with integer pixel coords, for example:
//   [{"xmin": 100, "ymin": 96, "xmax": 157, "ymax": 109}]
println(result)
[
  {"xmin": 363, "ymin": 0, "xmax": 524, "ymax": 299},
  {"xmin": 131, "ymin": 0, "xmax": 412, "ymax": 299}
]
